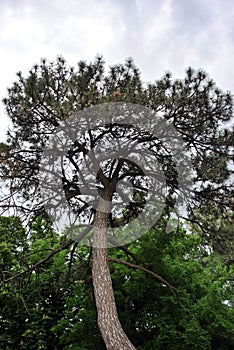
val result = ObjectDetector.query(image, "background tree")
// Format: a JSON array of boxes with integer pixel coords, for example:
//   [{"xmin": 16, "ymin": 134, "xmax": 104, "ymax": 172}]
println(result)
[
  {"xmin": 0, "ymin": 56, "xmax": 233, "ymax": 349},
  {"xmin": 1, "ymin": 216, "xmax": 233, "ymax": 349}
]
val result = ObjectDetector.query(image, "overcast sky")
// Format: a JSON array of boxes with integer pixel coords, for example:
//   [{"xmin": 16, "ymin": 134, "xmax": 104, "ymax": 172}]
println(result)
[{"xmin": 0, "ymin": 0, "xmax": 234, "ymax": 141}]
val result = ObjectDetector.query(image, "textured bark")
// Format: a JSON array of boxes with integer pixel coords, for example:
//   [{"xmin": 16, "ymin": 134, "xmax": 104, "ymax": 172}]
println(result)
[{"xmin": 92, "ymin": 196, "xmax": 136, "ymax": 350}]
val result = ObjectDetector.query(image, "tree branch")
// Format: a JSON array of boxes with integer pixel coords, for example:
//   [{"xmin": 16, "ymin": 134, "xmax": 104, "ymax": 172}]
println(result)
[
  {"xmin": 0, "ymin": 227, "xmax": 91, "ymax": 286},
  {"xmin": 108, "ymin": 257, "xmax": 183, "ymax": 308},
  {"xmin": 108, "ymin": 237, "xmax": 143, "ymax": 265}
]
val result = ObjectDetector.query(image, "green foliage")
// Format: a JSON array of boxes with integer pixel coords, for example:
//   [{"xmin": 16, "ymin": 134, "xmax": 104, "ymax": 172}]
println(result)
[
  {"xmin": 0, "ymin": 216, "xmax": 27, "ymax": 274},
  {"xmin": 1, "ymin": 217, "xmax": 233, "ymax": 349},
  {"xmin": 108, "ymin": 228, "xmax": 234, "ymax": 349}
]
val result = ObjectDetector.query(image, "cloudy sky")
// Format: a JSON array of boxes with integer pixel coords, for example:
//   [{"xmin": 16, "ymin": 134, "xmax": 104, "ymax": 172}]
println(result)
[{"xmin": 0, "ymin": 0, "xmax": 234, "ymax": 141}]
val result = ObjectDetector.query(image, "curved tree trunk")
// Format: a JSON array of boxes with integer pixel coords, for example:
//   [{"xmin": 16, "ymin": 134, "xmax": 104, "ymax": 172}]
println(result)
[{"xmin": 92, "ymin": 197, "xmax": 136, "ymax": 350}]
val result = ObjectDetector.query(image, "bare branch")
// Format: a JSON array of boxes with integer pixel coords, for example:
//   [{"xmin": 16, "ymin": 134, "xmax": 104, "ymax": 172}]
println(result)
[{"xmin": 108, "ymin": 257, "xmax": 182, "ymax": 307}]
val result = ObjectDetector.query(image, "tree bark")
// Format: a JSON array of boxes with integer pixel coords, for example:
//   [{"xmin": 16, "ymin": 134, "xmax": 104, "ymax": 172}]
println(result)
[{"xmin": 92, "ymin": 196, "xmax": 136, "ymax": 350}]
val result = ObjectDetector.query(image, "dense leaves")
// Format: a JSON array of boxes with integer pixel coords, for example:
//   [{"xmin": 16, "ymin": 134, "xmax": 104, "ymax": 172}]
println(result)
[{"xmin": 1, "ymin": 217, "xmax": 233, "ymax": 349}]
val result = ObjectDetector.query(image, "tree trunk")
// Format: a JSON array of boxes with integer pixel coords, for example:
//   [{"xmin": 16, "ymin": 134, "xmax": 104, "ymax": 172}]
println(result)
[{"xmin": 92, "ymin": 196, "xmax": 136, "ymax": 350}]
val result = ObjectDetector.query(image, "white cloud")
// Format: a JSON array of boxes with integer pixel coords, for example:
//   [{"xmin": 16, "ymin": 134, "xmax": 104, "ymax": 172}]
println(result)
[{"xmin": 0, "ymin": 0, "xmax": 233, "ymax": 141}]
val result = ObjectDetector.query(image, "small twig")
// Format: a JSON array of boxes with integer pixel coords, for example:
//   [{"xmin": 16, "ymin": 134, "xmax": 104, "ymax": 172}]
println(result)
[{"xmin": 68, "ymin": 242, "xmax": 79, "ymax": 278}]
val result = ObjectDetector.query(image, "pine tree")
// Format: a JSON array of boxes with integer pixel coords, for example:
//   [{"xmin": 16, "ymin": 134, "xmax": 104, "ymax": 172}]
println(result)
[{"xmin": 1, "ymin": 56, "xmax": 233, "ymax": 349}]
